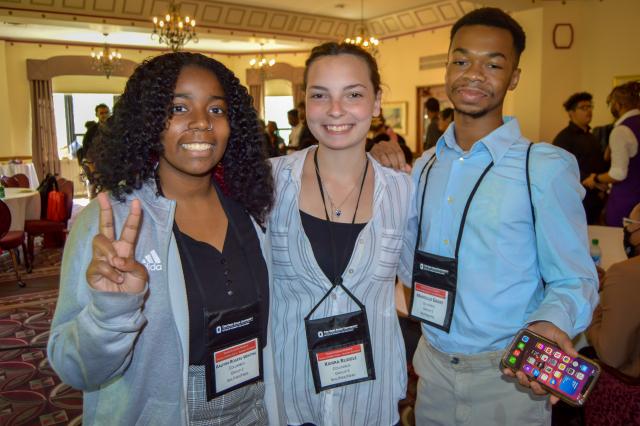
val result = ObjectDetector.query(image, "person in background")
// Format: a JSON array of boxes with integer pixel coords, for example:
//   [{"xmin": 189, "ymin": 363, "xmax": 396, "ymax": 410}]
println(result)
[
  {"xmin": 287, "ymin": 108, "xmax": 302, "ymax": 150},
  {"xmin": 583, "ymin": 81, "xmax": 640, "ymax": 227},
  {"xmin": 78, "ymin": 104, "xmax": 110, "ymax": 164},
  {"xmin": 437, "ymin": 107, "xmax": 454, "ymax": 133},
  {"xmin": 266, "ymin": 120, "xmax": 285, "ymax": 156},
  {"xmin": 372, "ymin": 7, "xmax": 598, "ymax": 424},
  {"xmin": 48, "ymin": 52, "xmax": 276, "ymax": 425},
  {"xmin": 583, "ymin": 202, "xmax": 640, "ymax": 423},
  {"xmin": 423, "ymin": 97, "xmax": 442, "ymax": 150},
  {"xmin": 268, "ymin": 41, "xmax": 412, "ymax": 426},
  {"xmin": 553, "ymin": 92, "xmax": 607, "ymax": 224},
  {"xmin": 367, "ymin": 114, "xmax": 413, "ymax": 165}
]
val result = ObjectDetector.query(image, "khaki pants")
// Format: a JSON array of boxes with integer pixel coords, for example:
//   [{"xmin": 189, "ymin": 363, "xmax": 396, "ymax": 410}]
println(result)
[{"xmin": 413, "ymin": 337, "xmax": 550, "ymax": 426}]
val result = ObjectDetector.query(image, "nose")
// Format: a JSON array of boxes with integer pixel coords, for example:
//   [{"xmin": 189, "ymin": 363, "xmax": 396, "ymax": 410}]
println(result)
[
  {"xmin": 327, "ymin": 98, "xmax": 345, "ymax": 118},
  {"xmin": 189, "ymin": 108, "xmax": 212, "ymax": 131},
  {"xmin": 463, "ymin": 61, "xmax": 486, "ymax": 82}
]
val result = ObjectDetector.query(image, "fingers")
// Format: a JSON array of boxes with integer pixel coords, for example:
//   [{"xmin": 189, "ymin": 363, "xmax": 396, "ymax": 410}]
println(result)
[
  {"xmin": 97, "ymin": 192, "xmax": 115, "ymax": 241},
  {"xmin": 370, "ymin": 140, "xmax": 407, "ymax": 171},
  {"xmin": 554, "ymin": 330, "xmax": 578, "ymax": 358},
  {"xmin": 87, "ymin": 258, "xmax": 125, "ymax": 286},
  {"xmin": 115, "ymin": 256, "xmax": 150, "ymax": 283},
  {"xmin": 117, "ymin": 199, "xmax": 143, "ymax": 257}
]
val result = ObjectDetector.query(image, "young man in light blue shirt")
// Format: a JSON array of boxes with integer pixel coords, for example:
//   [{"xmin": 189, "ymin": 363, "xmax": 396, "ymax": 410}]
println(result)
[{"xmin": 374, "ymin": 7, "xmax": 598, "ymax": 425}]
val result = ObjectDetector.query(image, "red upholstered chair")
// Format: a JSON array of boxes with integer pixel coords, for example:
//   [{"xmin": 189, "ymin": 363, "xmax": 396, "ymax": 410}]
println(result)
[
  {"xmin": 12, "ymin": 173, "xmax": 30, "ymax": 188},
  {"xmin": 1, "ymin": 175, "xmax": 20, "ymax": 188},
  {"xmin": 24, "ymin": 177, "xmax": 74, "ymax": 272},
  {"xmin": 0, "ymin": 200, "xmax": 28, "ymax": 287}
]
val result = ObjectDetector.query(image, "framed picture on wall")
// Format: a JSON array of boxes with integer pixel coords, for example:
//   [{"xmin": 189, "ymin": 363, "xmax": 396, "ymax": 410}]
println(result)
[{"xmin": 381, "ymin": 101, "xmax": 407, "ymax": 135}]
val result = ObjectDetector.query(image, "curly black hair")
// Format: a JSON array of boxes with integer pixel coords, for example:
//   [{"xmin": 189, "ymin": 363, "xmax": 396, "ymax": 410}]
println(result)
[
  {"xmin": 563, "ymin": 92, "xmax": 593, "ymax": 111},
  {"xmin": 92, "ymin": 52, "xmax": 273, "ymax": 223}
]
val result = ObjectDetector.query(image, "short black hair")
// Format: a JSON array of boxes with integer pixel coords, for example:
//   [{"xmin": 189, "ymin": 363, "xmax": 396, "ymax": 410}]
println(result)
[
  {"xmin": 450, "ymin": 7, "xmax": 526, "ymax": 62},
  {"xmin": 563, "ymin": 92, "xmax": 593, "ymax": 111},
  {"xmin": 95, "ymin": 103, "xmax": 109, "ymax": 114},
  {"xmin": 425, "ymin": 97, "xmax": 440, "ymax": 113},
  {"xmin": 441, "ymin": 107, "xmax": 454, "ymax": 121}
]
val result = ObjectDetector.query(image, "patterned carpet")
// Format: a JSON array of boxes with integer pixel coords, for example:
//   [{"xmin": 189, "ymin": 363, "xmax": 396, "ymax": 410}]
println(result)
[
  {"xmin": 0, "ymin": 289, "xmax": 83, "ymax": 425},
  {"xmin": 0, "ymin": 239, "xmax": 62, "ymax": 285}
]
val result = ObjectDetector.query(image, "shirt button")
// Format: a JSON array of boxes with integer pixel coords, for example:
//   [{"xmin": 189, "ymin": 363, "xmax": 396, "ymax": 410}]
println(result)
[
  {"xmin": 447, "ymin": 196, "xmax": 453, "ymax": 204},
  {"xmin": 227, "ymin": 290, "xmax": 234, "ymax": 296},
  {"xmin": 220, "ymin": 258, "xmax": 226, "ymax": 265},
  {"xmin": 348, "ymin": 269, "xmax": 354, "ymax": 274},
  {"xmin": 444, "ymin": 239, "xmax": 449, "ymax": 245}
]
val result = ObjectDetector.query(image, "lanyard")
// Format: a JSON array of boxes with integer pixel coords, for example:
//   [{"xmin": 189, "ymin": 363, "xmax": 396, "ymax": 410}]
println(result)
[
  {"xmin": 312, "ymin": 148, "xmax": 369, "ymax": 287},
  {"xmin": 415, "ymin": 153, "xmax": 494, "ymax": 258}
]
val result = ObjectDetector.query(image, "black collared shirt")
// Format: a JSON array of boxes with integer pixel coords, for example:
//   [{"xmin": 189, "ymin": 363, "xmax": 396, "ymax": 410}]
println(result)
[{"xmin": 553, "ymin": 121, "xmax": 607, "ymax": 181}]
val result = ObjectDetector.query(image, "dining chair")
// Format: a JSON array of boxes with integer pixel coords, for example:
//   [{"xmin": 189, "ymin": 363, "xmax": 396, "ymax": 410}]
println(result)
[
  {"xmin": 24, "ymin": 177, "xmax": 74, "ymax": 272},
  {"xmin": 0, "ymin": 199, "xmax": 28, "ymax": 287},
  {"xmin": 1, "ymin": 175, "xmax": 20, "ymax": 188},
  {"xmin": 12, "ymin": 173, "xmax": 30, "ymax": 188}
]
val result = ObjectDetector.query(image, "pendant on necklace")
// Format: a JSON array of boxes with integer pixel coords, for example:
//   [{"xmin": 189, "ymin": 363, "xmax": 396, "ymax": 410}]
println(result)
[{"xmin": 335, "ymin": 209, "xmax": 342, "ymax": 217}]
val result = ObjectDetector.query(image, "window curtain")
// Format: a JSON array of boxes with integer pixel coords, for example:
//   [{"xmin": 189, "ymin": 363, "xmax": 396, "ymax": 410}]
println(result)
[
  {"xmin": 293, "ymin": 83, "xmax": 305, "ymax": 109},
  {"xmin": 30, "ymin": 79, "xmax": 59, "ymax": 181},
  {"xmin": 249, "ymin": 84, "xmax": 264, "ymax": 120}
]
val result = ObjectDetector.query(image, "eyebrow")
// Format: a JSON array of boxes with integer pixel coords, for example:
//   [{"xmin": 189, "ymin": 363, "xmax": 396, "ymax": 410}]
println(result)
[
  {"xmin": 452, "ymin": 47, "xmax": 507, "ymax": 60},
  {"xmin": 308, "ymin": 83, "xmax": 368, "ymax": 91},
  {"xmin": 173, "ymin": 93, "xmax": 226, "ymax": 101}
]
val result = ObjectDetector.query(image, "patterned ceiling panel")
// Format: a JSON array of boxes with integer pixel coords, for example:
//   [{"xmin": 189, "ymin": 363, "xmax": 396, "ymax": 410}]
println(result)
[{"xmin": 0, "ymin": 0, "xmax": 488, "ymax": 45}]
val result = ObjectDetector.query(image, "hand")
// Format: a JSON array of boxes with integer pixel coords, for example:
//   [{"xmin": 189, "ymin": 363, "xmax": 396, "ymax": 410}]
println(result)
[
  {"xmin": 582, "ymin": 173, "xmax": 596, "ymax": 190},
  {"xmin": 370, "ymin": 136, "xmax": 411, "ymax": 173},
  {"xmin": 502, "ymin": 321, "xmax": 576, "ymax": 405},
  {"xmin": 86, "ymin": 192, "xmax": 148, "ymax": 294}
]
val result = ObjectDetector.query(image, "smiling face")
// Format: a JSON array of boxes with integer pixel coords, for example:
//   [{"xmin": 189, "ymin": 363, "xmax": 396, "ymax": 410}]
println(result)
[
  {"xmin": 158, "ymin": 65, "xmax": 230, "ymax": 182},
  {"xmin": 305, "ymin": 54, "xmax": 381, "ymax": 152},
  {"xmin": 445, "ymin": 25, "xmax": 520, "ymax": 121}
]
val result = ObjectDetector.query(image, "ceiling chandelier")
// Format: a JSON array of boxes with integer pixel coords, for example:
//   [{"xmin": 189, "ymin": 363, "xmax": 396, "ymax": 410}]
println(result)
[
  {"xmin": 249, "ymin": 43, "xmax": 276, "ymax": 69},
  {"xmin": 90, "ymin": 33, "xmax": 122, "ymax": 79},
  {"xmin": 152, "ymin": 0, "xmax": 197, "ymax": 51},
  {"xmin": 344, "ymin": 0, "xmax": 380, "ymax": 55}
]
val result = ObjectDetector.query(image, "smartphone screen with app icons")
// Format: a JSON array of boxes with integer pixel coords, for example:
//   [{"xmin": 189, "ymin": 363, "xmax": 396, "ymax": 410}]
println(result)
[{"xmin": 502, "ymin": 329, "xmax": 600, "ymax": 406}]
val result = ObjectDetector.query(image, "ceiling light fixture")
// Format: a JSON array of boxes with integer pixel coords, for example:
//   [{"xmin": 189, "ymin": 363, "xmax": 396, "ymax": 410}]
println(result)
[
  {"xmin": 344, "ymin": 0, "xmax": 380, "ymax": 55},
  {"xmin": 90, "ymin": 33, "xmax": 122, "ymax": 79},
  {"xmin": 152, "ymin": 0, "xmax": 197, "ymax": 52},
  {"xmin": 249, "ymin": 43, "xmax": 276, "ymax": 69}
]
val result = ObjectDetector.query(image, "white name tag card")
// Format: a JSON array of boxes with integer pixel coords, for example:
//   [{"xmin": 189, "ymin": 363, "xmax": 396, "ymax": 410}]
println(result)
[
  {"xmin": 316, "ymin": 343, "xmax": 368, "ymax": 388},
  {"xmin": 213, "ymin": 338, "xmax": 260, "ymax": 393},
  {"xmin": 411, "ymin": 282, "xmax": 449, "ymax": 326}
]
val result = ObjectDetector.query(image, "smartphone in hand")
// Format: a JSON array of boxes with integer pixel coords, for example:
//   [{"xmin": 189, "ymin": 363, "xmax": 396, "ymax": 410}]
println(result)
[{"xmin": 501, "ymin": 329, "xmax": 600, "ymax": 406}]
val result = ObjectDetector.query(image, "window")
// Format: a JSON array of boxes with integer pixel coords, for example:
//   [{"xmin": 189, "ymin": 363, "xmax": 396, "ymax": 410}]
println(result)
[
  {"xmin": 52, "ymin": 93, "xmax": 117, "ymax": 159},
  {"xmin": 264, "ymin": 95, "xmax": 294, "ymax": 143}
]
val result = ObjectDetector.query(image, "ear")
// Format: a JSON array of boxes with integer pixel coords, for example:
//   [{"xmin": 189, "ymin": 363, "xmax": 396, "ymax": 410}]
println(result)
[
  {"xmin": 373, "ymin": 90, "xmax": 382, "ymax": 117},
  {"xmin": 508, "ymin": 68, "xmax": 521, "ymax": 91}
]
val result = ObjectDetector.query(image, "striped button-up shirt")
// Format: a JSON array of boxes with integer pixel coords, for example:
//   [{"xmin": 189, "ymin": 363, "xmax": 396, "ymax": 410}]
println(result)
[{"xmin": 267, "ymin": 147, "xmax": 412, "ymax": 426}]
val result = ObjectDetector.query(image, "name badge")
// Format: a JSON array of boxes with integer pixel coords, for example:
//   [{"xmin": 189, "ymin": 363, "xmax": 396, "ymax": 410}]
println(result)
[
  {"xmin": 410, "ymin": 250, "xmax": 457, "ymax": 332},
  {"xmin": 305, "ymin": 309, "xmax": 375, "ymax": 393},
  {"xmin": 206, "ymin": 303, "xmax": 263, "ymax": 400}
]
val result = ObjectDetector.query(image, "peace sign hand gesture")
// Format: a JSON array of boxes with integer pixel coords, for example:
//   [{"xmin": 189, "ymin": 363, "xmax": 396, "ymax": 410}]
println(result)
[{"xmin": 86, "ymin": 193, "xmax": 149, "ymax": 294}]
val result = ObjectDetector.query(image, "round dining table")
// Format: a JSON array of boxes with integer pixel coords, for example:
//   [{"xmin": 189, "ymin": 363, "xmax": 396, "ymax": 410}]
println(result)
[{"xmin": 1, "ymin": 187, "xmax": 41, "ymax": 231}]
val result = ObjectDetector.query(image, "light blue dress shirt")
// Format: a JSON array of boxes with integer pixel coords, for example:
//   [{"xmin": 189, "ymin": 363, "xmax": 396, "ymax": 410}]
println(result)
[{"xmin": 398, "ymin": 117, "xmax": 599, "ymax": 355}]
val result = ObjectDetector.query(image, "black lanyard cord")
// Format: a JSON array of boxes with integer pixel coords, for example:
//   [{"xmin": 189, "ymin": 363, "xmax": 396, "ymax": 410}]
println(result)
[{"xmin": 414, "ymin": 153, "xmax": 494, "ymax": 259}]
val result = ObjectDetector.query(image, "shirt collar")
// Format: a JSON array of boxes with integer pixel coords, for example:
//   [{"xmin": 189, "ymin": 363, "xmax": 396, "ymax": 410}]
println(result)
[
  {"xmin": 436, "ymin": 116, "xmax": 521, "ymax": 165},
  {"xmin": 614, "ymin": 108, "xmax": 640, "ymax": 126},
  {"xmin": 568, "ymin": 121, "xmax": 590, "ymax": 133}
]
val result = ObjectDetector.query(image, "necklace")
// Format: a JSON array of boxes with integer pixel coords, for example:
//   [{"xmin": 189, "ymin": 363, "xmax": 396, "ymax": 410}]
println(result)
[{"xmin": 314, "ymin": 149, "xmax": 369, "ymax": 220}]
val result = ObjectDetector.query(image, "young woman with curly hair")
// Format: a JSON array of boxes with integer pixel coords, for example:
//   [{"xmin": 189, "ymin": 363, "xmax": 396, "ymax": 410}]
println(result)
[{"xmin": 48, "ymin": 52, "xmax": 275, "ymax": 425}]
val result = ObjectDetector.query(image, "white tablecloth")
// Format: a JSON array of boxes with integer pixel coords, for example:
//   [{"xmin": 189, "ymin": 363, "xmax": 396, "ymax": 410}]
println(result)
[
  {"xmin": 587, "ymin": 225, "xmax": 627, "ymax": 270},
  {"xmin": 0, "ymin": 163, "xmax": 40, "ymax": 189},
  {"xmin": 2, "ymin": 187, "xmax": 41, "ymax": 231}
]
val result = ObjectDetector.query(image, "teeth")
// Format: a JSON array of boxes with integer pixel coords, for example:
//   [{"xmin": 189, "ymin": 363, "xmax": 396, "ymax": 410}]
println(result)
[
  {"xmin": 326, "ymin": 124, "xmax": 352, "ymax": 132},
  {"xmin": 181, "ymin": 143, "xmax": 212, "ymax": 151}
]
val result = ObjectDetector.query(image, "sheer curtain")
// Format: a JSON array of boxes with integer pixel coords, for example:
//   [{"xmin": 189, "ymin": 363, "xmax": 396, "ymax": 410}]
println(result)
[{"xmin": 29, "ymin": 79, "xmax": 59, "ymax": 181}]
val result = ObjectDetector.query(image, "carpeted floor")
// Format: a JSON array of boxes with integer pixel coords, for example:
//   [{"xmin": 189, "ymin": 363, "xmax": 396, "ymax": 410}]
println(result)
[{"xmin": 0, "ymin": 289, "xmax": 83, "ymax": 425}]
